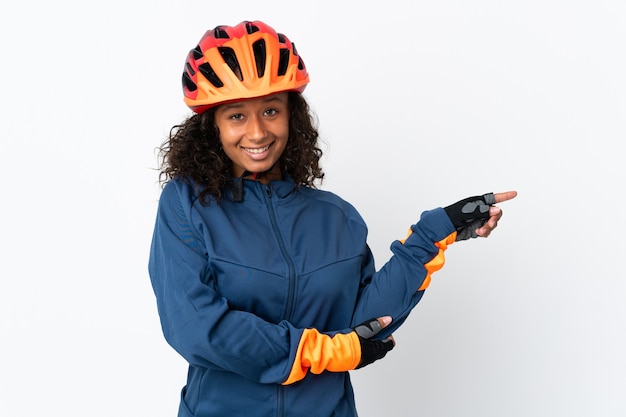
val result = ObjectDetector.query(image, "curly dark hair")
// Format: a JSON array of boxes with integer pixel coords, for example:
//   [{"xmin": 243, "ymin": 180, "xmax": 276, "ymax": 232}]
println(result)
[{"xmin": 157, "ymin": 92, "xmax": 325, "ymax": 204}]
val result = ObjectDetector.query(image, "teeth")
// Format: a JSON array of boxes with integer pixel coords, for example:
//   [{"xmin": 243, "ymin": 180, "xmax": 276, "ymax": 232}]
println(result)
[{"xmin": 243, "ymin": 145, "xmax": 270, "ymax": 154}]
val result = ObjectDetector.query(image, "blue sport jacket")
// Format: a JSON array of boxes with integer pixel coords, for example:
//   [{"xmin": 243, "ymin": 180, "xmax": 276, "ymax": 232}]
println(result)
[{"xmin": 148, "ymin": 177, "xmax": 456, "ymax": 416}]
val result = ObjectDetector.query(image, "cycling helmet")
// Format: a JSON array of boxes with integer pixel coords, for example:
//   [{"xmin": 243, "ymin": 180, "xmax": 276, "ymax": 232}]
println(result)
[{"xmin": 182, "ymin": 20, "xmax": 310, "ymax": 114}]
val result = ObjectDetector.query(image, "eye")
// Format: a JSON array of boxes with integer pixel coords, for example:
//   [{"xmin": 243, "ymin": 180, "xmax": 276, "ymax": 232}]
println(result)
[
  {"xmin": 264, "ymin": 108, "xmax": 278, "ymax": 117},
  {"xmin": 228, "ymin": 113, "xmax": 245, "ymax": 121}
]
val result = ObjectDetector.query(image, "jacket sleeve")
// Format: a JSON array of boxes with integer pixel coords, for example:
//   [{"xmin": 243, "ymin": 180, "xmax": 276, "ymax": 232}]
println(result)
[
  {"xmin": 351, "ymin": 208, "xmax": 457, "ymax": 338},
  {"xmin": 148, "ymin": 182, "xmax": 362, "ymax": 385}
]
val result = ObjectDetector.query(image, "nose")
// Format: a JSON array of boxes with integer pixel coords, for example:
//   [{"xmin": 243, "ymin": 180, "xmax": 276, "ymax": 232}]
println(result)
[{"xmin": 245, "ymin": 115, "xmax": 267, "ymax": 141}]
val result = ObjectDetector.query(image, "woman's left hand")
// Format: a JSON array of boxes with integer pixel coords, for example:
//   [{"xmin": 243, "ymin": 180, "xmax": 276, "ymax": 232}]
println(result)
[
  {"xmin": 444, "ymin": 191, "xmax": 518, "ymax": 240},
  {"xmin": 475, "ymin": 191, "xmax": 518, "ymax": 238}
]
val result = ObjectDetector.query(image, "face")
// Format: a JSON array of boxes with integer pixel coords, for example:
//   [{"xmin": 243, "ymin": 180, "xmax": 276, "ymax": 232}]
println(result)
[{"xmin": 214, "ymin": 92, "xmax": 290, "ymax": 181}]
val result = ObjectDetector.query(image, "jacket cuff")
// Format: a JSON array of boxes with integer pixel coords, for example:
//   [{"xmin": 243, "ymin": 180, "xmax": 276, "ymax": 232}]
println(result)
[{"xmin": 282, "ymin": 329, "xmax": 360, "ymax": 385}]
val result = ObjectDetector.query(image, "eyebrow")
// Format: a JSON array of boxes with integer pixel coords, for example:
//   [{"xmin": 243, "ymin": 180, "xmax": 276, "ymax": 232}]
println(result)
[{"xmin": 218, "ymin": 96, "xmax": 286, "ymax": 112}]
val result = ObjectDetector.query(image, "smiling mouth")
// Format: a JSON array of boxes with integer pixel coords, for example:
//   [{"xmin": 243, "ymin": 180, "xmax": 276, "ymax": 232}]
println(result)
[{"xmin": 242, "ymin": 144, "xmax": 271, "ymax": 154}]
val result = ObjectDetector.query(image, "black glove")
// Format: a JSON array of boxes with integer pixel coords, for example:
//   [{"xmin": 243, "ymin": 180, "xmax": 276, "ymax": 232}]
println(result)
[
  {"xmin": 444, "ymin": 192, "xmax": 496, "ymax": 241},
  {"xmin": 354, "ymin": 318, "xmax": 395, "ymax": 369}
]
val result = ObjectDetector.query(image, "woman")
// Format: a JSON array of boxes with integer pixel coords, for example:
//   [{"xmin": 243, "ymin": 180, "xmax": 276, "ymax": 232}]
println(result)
[{"xmin": 149, "ymin": 20, "xmax": 517, "ymax": 417}]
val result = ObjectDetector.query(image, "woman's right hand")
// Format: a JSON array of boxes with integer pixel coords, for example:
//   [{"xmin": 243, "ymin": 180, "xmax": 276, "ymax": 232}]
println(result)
[{"xmin": 354, "ymin": 316, "xmax": 395, "ymax": 369}]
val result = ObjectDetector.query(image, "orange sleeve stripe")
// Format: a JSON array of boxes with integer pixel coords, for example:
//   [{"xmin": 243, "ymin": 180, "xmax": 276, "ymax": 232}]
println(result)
[
  {"xmin": 400, "ymin": 228, "xmax": 457, "ymax": 291},
  {"xmin": 282, "ymin": 329, "xmax": 360, "ymax": 385},
  {"xmin": 418, "ymin": 232, "xmax": 456, "ymax": 290}
]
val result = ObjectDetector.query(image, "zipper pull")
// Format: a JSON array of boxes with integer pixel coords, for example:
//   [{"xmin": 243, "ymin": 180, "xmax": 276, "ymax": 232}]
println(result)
[{"xmin": 265, "ymin": 185, "xmax": 272, "ymax": 198}]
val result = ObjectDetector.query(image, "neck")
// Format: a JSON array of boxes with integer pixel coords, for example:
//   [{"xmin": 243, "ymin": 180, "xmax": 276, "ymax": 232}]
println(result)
[{"xmin": 236, "ymin": 165, "xmax": 282, "ymax": 184}]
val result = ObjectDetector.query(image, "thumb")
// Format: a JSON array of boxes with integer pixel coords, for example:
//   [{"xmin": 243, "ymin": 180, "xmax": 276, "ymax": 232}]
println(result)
[{"xmin": 354, "ymin": 316, "xmax": 392, "ymax": 339}]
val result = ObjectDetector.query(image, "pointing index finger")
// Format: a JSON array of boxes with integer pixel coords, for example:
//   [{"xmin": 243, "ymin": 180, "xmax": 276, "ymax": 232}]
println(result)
[{"xmin": 493, "ymin": 191, "xmax": 518, "ymax": 204}]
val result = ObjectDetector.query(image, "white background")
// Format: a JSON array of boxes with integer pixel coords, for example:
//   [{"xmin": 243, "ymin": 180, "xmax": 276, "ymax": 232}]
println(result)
[{"xmin": 1, "ymin": 1, "xmax": 625, "ymax": 416}]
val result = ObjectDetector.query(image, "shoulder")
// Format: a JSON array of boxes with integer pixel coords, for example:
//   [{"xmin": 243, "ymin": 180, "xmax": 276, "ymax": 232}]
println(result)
[
  {"xmin": 158, "ymin": 177, "xmax": 207, "ymax": 213},
  {"xmin": 298, "ymin": 186, "xmax": 352, "ymax": 207},
  {"xmin": 160, "ymin": 177, "xmax": 192, "ymax": 200},
  {"xmin": 297, "ymin": 187, "xmax": 365, "ymax": 225}
]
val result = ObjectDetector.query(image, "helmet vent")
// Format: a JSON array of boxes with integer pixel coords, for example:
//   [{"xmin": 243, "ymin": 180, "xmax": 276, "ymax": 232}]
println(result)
[
  {"xmin": 198, "ymin": 62, "xmax": 224, "ymax": 87},
  {"xmin": 185, "ymin": 62, "xmax": 196, "ymax": 77},
  {"xmin": 245, "ymin": 22, "xmax": 259, "ymax": 34},
  {"xmin": 252, "ymin": 40, "xmax": 267, "ymax": 77},
  {"xmin": 192, "ymin": 45, "xmax": 203, "ymax": 60},
  {"xmin": 291, "ymin": 43, "xmax": 303, "ymax": 70},
  {"xmin": 213, "ymin": 26, "xmax": 230, "ymax": 39},
  {"xmin": 277, "ymin": 49, "xmax": 290, "ymax": 76},
  {"xmin": 182, "ymin": 72, "xmax": 197, "ymax": 92},
  {"xmin": 218, "ymin": 47, "xmax": 244, "ymax": 81}
]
